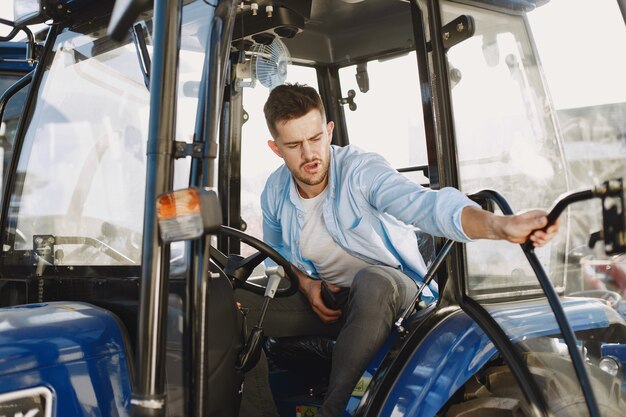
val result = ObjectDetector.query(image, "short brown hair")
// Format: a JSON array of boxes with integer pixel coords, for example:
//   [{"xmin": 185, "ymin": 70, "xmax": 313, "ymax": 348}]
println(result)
[{"xmin": 263, "ymin": 83, "xmax": 325, "ymax": 138}]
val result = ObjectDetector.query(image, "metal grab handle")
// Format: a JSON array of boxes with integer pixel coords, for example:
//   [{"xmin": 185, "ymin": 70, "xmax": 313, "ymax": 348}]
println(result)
[{"xmin": 395, "ymin": 239, "xmax": 454, "ymax": 334}]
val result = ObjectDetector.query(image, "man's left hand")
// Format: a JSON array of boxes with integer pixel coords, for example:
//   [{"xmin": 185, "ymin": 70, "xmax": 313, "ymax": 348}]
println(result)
[
  {"xmin": 500, "ymin": 209, "xmax": 559, "ymax": 247},
  {"xmin": 462, "ymin": 206, "xmax": 560, "ymax": 247}
]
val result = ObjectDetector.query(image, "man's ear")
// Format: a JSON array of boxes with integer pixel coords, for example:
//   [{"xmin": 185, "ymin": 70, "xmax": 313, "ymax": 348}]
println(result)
[
  {"xmin": 326, "ymin": 121, "xmax": 335, "ymax": 140},
  {"xmin": 267, "ymin": 139, "xmax": 283, "ymax": 158}
]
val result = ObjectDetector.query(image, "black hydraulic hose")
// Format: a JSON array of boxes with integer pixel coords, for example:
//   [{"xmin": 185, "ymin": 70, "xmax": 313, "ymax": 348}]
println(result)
[
  {"xmin": 458, "ymin": 295, "xmax": 549, "ymax": 417},
  {"xmin": 471, "ymin": 189, "xmax": 601, "ymax": 417}
]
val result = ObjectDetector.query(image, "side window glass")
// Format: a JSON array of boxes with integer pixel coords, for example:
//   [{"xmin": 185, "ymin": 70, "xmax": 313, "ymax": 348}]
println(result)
[
  {"xmin": 240, "ymin": 64, "xmax": 318, "ymax": 244},
  {"xmin": 338, "ymin": 53, "xmax": 429, "ymax": 186},
  {"xmin": 0, "ymin": 74, "xmax": 28, "ymax": 203},
  {"xmin": 445, "ymin": 3, "xmax": 567, "ymax": 295}
]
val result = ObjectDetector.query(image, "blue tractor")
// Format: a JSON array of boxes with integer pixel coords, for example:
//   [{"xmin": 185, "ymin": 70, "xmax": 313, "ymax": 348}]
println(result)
[{"xmin": 0, "ymin": 1, "xmax": 625, "ymax": 416}]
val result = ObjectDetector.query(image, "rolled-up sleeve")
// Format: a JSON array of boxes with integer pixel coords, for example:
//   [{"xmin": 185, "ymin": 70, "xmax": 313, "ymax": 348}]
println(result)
[{"xmin": 352, "ymin": 154, "xmax": 479, "ymax": 242}]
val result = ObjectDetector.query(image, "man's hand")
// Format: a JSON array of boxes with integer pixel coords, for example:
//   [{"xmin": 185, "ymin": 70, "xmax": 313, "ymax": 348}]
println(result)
[
  {"xmin": 500, "ymin": 209, "xmax": 559, "ymax": 247},
  {"xmin": 295, "ymin": 269, "xmax": 342, "ymax": 323},
  {"xmin": 462, "ymin": 206, "xmax": 560, "ymax": 247}
]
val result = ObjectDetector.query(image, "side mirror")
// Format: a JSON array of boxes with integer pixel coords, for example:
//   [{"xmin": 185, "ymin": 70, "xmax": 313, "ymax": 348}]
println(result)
[{"xmin": 13, "ymin": 1, "xmax": 46, "ymax": 27}]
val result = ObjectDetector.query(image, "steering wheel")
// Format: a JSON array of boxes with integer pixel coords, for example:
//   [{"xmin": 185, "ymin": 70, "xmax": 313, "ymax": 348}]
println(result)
[
  {"xmin": 569, "ymin": 289, "xmax": 622, "ymax": 309},
  {"xmin": 211, "ymin": 225, "xmax": 299, "ymax": 297}
]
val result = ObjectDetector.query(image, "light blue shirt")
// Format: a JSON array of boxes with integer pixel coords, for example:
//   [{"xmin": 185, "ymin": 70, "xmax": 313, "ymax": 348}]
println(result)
[{"xmin": 261, "ymin": 145, "xmax": 479, "ymax": 298}]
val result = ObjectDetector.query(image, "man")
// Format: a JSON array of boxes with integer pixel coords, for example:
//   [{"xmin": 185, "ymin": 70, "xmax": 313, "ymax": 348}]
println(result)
[{"xmin": 237, "ymin": 83, "xmax": 558, "ymax": 417}]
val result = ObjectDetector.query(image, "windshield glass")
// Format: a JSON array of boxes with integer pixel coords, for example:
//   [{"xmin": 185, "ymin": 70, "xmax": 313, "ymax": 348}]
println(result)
[{"xmin": 2, "ymin": 3, "xmax": 211, "ymax": 268}]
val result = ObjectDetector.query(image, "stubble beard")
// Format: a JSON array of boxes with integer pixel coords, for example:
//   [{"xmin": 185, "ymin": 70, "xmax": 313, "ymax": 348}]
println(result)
[{"xmin": 295, "ymin": 157, "xmax": 330, "ymax": 187}]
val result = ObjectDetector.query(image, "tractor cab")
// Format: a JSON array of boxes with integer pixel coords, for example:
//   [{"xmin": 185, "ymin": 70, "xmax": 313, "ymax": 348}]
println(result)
[{"xmin": 0, "ymin": 1, "xmax": 625, "ymax": 417}]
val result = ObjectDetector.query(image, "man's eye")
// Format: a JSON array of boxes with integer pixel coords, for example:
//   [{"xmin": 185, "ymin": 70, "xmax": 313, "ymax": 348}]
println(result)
[
  {"xmin": 287, "ymin": 144, "xmax": 299, "ymax": 149},
  {"xmin": 311, "ymin": 137, "xmax": 321, "ymax": 142}
]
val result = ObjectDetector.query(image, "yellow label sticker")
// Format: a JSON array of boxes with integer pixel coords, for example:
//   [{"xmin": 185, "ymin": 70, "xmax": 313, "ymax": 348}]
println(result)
[
  {"xmin": 352, "ymin": 376, "xmax": 372, "ymax": 397},
  {"xmin": 296, "ymin": 405, "xmax": 318, "ymax": 417}
]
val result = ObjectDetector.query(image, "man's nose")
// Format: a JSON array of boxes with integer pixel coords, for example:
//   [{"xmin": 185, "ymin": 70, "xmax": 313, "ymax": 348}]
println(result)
[{"xmin": 301, "ymin": 140, "xmax": 314, "ymax": 160}]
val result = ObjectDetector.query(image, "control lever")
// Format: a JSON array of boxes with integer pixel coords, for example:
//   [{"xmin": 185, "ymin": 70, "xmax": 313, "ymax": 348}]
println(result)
[
  {"xmin": 236, "ymin": 265, "xmax": 284, "ymax": 372},
  {"xmin": 395, "ymin": 239, "xmax": 454, "ymax": 334}
]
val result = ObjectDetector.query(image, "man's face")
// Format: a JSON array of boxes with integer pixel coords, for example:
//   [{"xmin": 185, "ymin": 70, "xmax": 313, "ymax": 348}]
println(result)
[{"xmin": 268, "ymin": 109, "xmax": 334, "ymax": 198}]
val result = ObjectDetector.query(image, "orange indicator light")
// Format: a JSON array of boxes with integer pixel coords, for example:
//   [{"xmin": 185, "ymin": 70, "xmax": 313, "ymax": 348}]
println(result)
[{"xmin": 157, "ymin": 189, "xmax": 201, "ymax": 220}]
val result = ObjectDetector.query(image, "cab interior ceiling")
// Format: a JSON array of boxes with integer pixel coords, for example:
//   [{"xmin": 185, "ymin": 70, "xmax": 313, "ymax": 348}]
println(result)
[
  {"xmin": 233, "ymin": 0, "xmax": 416, "ymax": 67},
  {"xmin": 232, "ymin": 0, "xmax": 547, "ymax": 67}
]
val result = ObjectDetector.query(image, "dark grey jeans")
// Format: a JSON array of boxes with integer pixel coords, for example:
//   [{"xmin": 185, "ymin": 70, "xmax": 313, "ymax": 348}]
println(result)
[{"xmin": 236, "ymin": 265, "xmax": 418, "ymax": 417}]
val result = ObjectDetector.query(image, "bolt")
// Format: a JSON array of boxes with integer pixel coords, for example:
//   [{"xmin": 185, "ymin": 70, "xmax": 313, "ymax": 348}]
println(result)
[
  {"xmin": 47, "ymin": 237, "xmax": 55, "ymax": 244},
  {"xmin": 456, "ymin": 23, "xmax": 464, "ymax": 32},
  {"xmin": 266, "ymin": 5, "xmax": 273, "ymax": 18},
  {"xmin": 443, "ymin": 32, "xmax": 450, "ymax": 41}
]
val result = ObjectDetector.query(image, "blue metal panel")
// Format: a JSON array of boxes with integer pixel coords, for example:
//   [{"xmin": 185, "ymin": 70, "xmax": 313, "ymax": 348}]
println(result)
[
  {"xmin": 0, "ymin": 42, "xmax": 33, "ymax": 72},
  {"xmin": 487, "ymin": 297, "xmax": 624, "ymax": 341},
  {"xmin": 0, "ymin": 302, "xmax": 132, "ymax": 417},
  {"xmin": 378, "ymin": 298, "xmax": 622, "ymax": 417}
]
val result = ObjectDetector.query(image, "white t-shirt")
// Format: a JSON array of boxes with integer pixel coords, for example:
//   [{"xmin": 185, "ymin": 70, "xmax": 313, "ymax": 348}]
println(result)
[{"xmin": 299, "ymin": 188, "xmax": 370, "ymax": 287}]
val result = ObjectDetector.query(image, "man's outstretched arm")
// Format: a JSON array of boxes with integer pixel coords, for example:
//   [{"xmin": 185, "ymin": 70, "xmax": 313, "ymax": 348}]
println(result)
[{"xmin": 461, "ymin": 206, "xmax": 559, "ymax": 247}]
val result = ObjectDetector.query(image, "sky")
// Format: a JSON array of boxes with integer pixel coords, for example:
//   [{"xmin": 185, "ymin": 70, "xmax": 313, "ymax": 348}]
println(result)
[
  {"xmin": 527, "ymin": 0, "xmax": 626, "ymax": 108},
  {"xmin": 0, "ymin": 0, "xmax": 625, "ymax": 109}
]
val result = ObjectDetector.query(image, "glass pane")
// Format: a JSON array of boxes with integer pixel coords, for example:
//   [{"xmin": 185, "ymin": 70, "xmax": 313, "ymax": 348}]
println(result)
[
  {"xmin": 2, "ymin": 3, "xmax": 210, "ymax": 267},
  {"xmin": 0, "ymin": 74, "xmax": 28, "ymax": 204},
  {"xmin": 444, "ymin": 2, "xmax": 567, "ymax": 297},
  {"xmin": 446, "ymin": 0, "xmax": 626, "ymax": 414},
  {"xmin": 527, "ymin": 0, "xmax": 626, "ymax": 298},
  {"xmin": 240, "ymin": 64, "xmax": 318, "ymax": 246},
  {"xmin": 339, "ymin": 54, "xmax": 429, "ymax": 186}
]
